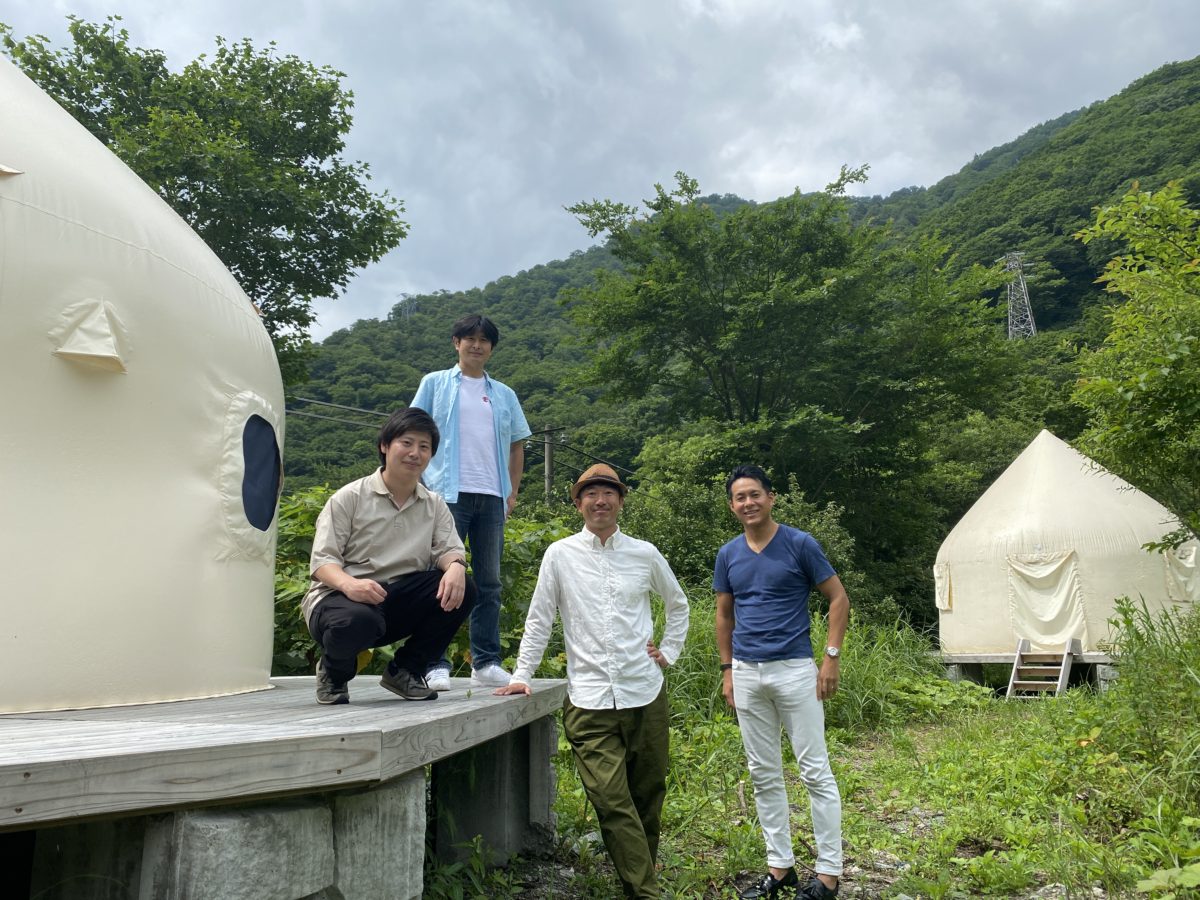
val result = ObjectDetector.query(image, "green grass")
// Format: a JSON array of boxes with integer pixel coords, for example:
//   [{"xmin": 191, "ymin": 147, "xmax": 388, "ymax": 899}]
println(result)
[{"xmin": 424, "ymin": 592, "xmax": 1200, "ymax": 897}]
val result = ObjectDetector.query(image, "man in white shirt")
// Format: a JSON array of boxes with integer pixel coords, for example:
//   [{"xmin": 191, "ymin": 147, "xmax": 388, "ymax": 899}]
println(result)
[{"xmin": 496, "ymin": 464, "xmax": 689, "ymax": 900}]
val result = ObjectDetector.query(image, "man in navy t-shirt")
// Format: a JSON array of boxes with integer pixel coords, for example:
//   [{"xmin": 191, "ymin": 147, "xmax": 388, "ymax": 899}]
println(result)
[{"xmin": 714, "ymin": 465, "xmax": 849, "ymax": 900}]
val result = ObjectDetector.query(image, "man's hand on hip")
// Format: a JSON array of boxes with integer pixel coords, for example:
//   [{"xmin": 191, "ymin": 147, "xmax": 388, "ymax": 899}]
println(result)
[{"xmin": 646, "ymin": 639, "xmax": 669, "ymax": 669}]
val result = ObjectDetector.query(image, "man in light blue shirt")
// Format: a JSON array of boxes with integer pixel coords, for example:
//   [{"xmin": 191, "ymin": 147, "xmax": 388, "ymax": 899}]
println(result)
[{"xmin": 411, "ymin": 314, "xmax": 532, "ymax": 688}]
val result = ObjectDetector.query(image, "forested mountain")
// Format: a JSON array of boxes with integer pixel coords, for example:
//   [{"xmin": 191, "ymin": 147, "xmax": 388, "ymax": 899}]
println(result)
[
  {"xmin": 854, "ymin": 58, "xmax": 1200, "ymax": 328},
  {"xmin": 289, "ymin": 57, "xmax": 1200, "ymax": 482},
  {"xmin": 284, "ymin": 56, "xmax": 1200, "ymax": 622},
  {"xmin": 849, "ymin": 107, "xmax": 1086, "ymax": 230}
]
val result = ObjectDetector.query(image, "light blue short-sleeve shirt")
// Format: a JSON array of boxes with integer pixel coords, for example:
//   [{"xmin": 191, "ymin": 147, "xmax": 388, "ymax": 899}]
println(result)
[{"xmin": 411, "ymin": 365, "xmax": 532, "ymax": 503}]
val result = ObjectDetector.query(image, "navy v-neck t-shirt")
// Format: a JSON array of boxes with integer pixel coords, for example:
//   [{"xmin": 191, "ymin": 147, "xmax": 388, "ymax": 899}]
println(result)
[{"xmin": 713, "ymin": 524, "xmax": 836, "ymax": 661}]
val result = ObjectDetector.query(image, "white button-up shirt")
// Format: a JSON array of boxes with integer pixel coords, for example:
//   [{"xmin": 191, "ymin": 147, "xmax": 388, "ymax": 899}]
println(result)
[{"xmin": 512, "ymin": 526, "xmax": 690, "ymax": 709}]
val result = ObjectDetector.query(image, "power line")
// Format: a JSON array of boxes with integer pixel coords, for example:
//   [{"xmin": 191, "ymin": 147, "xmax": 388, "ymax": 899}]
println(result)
[
  {"xmin": 525, "ymin": 445, "xmax": 589, "ymax": 478},
  {"xmin": 290, "ymin": 396, "xmax": 390, "ymax": 417},
  {"xmin": 549, "ymin": 440, "xmax": 637, "ymax": 476},
  {"xmin": 287, "ymin": 410, "xmax": 380, "ymax": 429}
]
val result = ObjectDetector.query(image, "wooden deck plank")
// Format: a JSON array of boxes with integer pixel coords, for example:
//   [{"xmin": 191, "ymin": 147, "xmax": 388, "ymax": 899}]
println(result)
[
  {"xmin": 0, "ymin": 676, "xmax": 566, "ymax": 830},
  {"xmin": 0, "ymin": 725, "xmax": 380, "ymax": 828},
  {"xmin": 381, "ymin": 689, "xmax": 567, "ymax": 779}
]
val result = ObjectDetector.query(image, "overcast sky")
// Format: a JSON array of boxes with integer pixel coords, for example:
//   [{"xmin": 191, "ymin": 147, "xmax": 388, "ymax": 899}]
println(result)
[{"xmin": 5, "ymin": 1, "xmax": 1199, "ymax": 338}]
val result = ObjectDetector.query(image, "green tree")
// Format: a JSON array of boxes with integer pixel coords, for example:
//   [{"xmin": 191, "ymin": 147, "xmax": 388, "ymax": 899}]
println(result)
[
  {"xmin": 569, "ymin": 171, "xmax": 1015, "ymax": 621},
  {"xmin": 1074, "ymin": 181, "xmax": 1200, "ymax": 542},
  {"xmin": 1, "ymin": 16, "xmax": 407, "ymax": 383},
  {"xmin": 567, "ymin": 169, "xmax": 867, "ymax": 425}
]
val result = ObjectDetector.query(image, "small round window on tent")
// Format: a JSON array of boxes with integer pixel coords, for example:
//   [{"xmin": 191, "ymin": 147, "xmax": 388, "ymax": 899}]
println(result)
[{"xmin": 242, "ymin": 414, "xmax": 281, "ymax": 531}]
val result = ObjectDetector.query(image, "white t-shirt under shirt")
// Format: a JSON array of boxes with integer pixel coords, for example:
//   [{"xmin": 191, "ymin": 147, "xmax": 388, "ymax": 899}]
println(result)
[{"xmin": 457, "ymin": 374, "xmax": 502, "ymax": 496}]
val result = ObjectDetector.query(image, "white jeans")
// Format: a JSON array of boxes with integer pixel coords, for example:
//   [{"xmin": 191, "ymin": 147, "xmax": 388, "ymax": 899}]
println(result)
[{"xmin": 733, "ymin": 657, "xmax": 843, "ymax": 876}]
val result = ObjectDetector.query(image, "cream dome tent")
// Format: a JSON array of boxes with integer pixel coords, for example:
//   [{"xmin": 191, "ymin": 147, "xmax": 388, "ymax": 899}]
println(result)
[
  {"xmin": 935, "ymin": 430, "xmax": 1197, "ymax": 656},
  {"xmin": 0, "ymin": 57, "xmax": 284, "ymax": 712}
]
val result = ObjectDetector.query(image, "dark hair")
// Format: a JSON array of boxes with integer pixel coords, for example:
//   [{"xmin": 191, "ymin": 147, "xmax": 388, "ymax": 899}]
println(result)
[
  {"xmin": 451, "ymin": 314, "xmax": 499, "ymax": 346},
  {"xmin": 378, "ymin": 408, "xmax": 440, "ymax": 468},
  {"xmin": 726, "ymin": 464, "xmax": 772, "ymax": 498}
]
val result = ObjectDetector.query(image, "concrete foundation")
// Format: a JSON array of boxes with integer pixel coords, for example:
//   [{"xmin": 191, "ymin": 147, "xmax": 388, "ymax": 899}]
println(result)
[
  {"xmin": 328, "ymin": 771, "xmax": 425, "ymax": 900},
  {"xmin": 944, "ymin": 662, "xmax": 985, "ymax": 684},
  {"xmin": 433, "ymin": 717, "xmax": 558, "ymax": 864}
]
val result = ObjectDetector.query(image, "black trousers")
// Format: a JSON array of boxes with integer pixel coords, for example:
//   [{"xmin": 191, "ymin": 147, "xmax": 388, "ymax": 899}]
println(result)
[{"xmin": 308, "ymin": 569, "xmax": 475, "ymax": 685}]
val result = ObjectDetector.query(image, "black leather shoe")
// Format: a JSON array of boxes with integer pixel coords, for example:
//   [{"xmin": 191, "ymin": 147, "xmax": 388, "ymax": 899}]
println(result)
[
  {"xmin": 315, "ymin": 658, "xmax": 349, "ymax": 705},
  {"xmin": 380, "ymin": 667, "xmax": 437, "ymax": 701},
  {"xmin": 739, "ymin": 867, "xmax": 799, "ymax": 899},
  {"xmin": 799, "ymin": 876, "xmax": 838, "ymax": 899}
]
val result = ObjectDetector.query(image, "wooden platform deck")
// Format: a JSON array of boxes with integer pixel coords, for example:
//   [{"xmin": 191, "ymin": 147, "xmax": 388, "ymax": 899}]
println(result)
[
  {"xmin": 0, "ymin": 676, "xmax": 567, "ymax": 832},
  {"xmin": 941, "ymin": 651, "xmax": 1112, "ymax": 664}
]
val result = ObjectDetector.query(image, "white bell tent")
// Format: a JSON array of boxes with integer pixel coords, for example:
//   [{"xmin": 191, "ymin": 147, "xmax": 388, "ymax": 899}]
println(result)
[
  {"xmin": 0, "ymin": 57, "xmax": 284, "ymax": 712},
  {"xmin": 935, "ymin": 430, "xmax": 1197, "ymax": 656}
]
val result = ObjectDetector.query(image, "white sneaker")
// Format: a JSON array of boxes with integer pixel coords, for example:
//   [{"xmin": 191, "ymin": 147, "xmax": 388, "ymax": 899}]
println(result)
[
  {"xmin": 425, "ymin": 668, "xmax": 452, "ymax": 692},
  {"xmin": 470, "ymin": 663, "xmax": 511, "ymax": 687}
]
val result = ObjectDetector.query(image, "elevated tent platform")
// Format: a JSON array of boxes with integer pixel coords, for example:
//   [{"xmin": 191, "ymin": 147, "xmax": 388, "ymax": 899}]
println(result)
[
  {"xmin": 941, "ymin": 651, "xmax": 1111, "ymax": 664},
  {"xmin": 0, "ymin": 677, "xmax": 566, "ymax": 900},
  {"xmin": 935, "ymin": 430, "xmax": 1197, "ymax": 658}
]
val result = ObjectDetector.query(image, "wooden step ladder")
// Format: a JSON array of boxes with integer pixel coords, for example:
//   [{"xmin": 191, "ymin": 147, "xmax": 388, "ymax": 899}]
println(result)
[{"xmin": 1006, "ymin": 639, "xmax": 1081, "ymax": 698}]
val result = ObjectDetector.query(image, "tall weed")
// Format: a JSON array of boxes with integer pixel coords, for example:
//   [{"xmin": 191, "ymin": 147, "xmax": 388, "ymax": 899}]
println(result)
[{"xmin": 1104, "ymin": 598, "xmax": 1200, "ymax": 811}]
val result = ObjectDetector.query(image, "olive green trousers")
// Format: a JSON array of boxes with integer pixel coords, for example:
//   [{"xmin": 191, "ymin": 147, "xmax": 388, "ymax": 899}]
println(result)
[{"xmin": 562, "ymin": 685, "xmax": 670, "ymax": 899}]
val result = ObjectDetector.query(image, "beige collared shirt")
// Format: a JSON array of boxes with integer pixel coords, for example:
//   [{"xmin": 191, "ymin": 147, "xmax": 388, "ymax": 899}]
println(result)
[
  {"xmin": 511, "ymin": 526, "xmax": 690, "ymax": 710},
  {"xmin": 301, "ymin": 469, "xmax": 464, "ymax": 623}
]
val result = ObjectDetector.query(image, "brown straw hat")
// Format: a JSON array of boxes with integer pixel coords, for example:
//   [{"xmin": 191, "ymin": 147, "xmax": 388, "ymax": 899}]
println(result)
[{"xmin": 570, "ymin": 463, "xmax": 627, "ymax": 501}]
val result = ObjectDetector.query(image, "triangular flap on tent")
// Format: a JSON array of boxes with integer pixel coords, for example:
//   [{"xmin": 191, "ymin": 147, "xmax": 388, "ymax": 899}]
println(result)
[{"xmin": 50, "ymin": 298, "xmax": 130, "ymax": 373}]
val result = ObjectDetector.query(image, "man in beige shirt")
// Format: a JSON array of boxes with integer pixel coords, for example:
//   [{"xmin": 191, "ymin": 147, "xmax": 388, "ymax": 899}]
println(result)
[{"xmin": 302, "ymin": 408, "xmax": 474, "ymax": 704}]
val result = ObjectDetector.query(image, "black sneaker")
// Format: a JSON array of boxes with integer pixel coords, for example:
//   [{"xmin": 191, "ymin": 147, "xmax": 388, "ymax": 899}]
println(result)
[
  {"xmin": 739, "ymin": 867, "xmax": 799, "ymax": 899},
  {"xmin": 315, "ymin": 658, "xmax": 349, "ymax": 705},
  {"xmin": 799, "ymin": 876, "xmax": 838, "ymax": 900},
  {"xmin": 380, "ymin": 667, "xmax": 437, "ymax": 701}
]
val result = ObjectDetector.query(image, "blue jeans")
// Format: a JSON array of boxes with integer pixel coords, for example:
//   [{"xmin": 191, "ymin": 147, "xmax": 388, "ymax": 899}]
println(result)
[{"xmin": 433, "ymin": 492, "xmax": 505, "ymax": 671}]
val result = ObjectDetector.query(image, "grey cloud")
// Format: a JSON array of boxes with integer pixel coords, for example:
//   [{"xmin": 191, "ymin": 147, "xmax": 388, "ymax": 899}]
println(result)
[{"xmin": 4, "ymin": 0, "xmax": 1199, "ymax": 337}]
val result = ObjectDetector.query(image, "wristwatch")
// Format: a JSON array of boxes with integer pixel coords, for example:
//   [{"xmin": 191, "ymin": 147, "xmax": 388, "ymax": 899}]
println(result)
[{"xmin": 825, "ymin": 646, "xmax": 840, "ymax": 659}]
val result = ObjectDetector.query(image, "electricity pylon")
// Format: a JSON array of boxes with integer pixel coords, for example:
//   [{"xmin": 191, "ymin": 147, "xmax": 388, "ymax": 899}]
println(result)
[{"xmin": 1001, "ymin": 251, "xmax": 1037, "ymax": 339}]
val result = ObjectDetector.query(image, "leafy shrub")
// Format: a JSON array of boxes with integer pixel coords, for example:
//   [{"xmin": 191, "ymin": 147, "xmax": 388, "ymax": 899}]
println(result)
[{"xmin": 273, "ymin": 484, "xmax": 333, "ymax": 675}]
